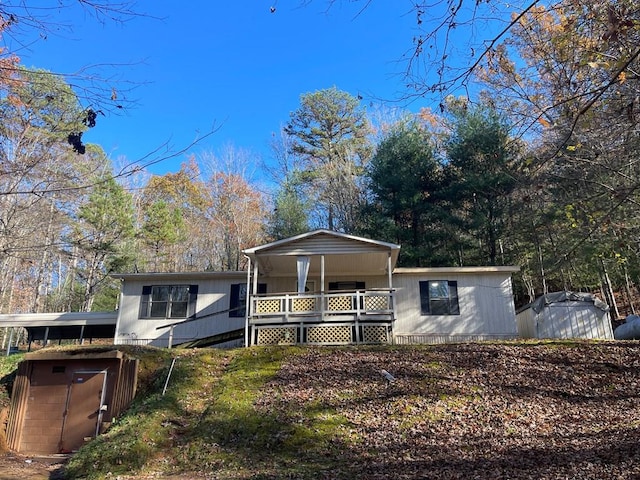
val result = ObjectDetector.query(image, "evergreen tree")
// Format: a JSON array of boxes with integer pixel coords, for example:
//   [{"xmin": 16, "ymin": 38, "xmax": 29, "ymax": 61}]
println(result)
[
  {"xmin": 73, "ymin": 172, "xmax": 135, "ymax": 311},
  {"xmin": 364, "ymin": 120, "xmax": 452, "ymax": 266},
  {"xmin": 285, "ymin": 87, "xmax": 372, "ymax": 232},
  {"xmin": 141, "ymin": 200, "xmax": 186, "ymax": 271},
  {"xmin": 267, "ymin": 180, "xmax": 310, "ymax": 240},
  {"xmin": 444, "ymin": 101, "xmax": 521, "ymax": 265}
]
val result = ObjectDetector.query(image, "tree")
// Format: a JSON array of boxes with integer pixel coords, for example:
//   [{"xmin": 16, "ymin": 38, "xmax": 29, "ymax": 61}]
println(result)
[
  {"xmin": 475, "ymin": 0, "xmax": 640, "ymax": 296},
  {"xmin": 71, "ymin": 170, "xmax": 135, "ymax": 311},
  {"xmin": 206, "ymin": 171, "xmax": 267, "ymax": 271},
  {"xmin": 137, "ymin": 160, "xmax": 207, "ymax": 272},
  {"xmin": 141, "ymin": 200, "xmax": 186, "ymax": 271},
  {"xmin": 364, "ymin": 119, "xmax": 451, "ymax": 266},
  {"xmin": 285, "ymin": 87, "xmax": 373, "ymax": 232},
  {"xmin": 267, "ymin": 180, "xmax": 310, "ymax": 240},
  {"xmin": 0, "ymin": 68, "xmax": 105, "ymax": 313},
  {"xmin": 0, "ymin": 1, "xmax": 142, "ymax": 112},
  {"xmin": 444, "ymin": 100, "xmax": 521, "ymax": 266}
]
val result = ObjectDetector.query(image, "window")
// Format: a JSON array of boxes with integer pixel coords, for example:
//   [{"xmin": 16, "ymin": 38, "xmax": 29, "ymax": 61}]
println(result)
[
  {"xmin": 230, "ymin": 283, "xmax": 266, "ymax": 317},
  {"xmin": 419, "ymin": 280, "xmax": 459, "ymax": 315},
  {"xmin": 328, "ymin": 281, "xmax": 365, "ymax": 291},
  {"xmin": 140, "ymin": 285, "xmax": 198, "ymax": 319}
]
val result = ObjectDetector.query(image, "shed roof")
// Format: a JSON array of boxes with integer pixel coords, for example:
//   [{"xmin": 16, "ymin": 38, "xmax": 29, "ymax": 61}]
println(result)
[{"xmin": 530, "ymin": 291, "xmax": 609, "ymax": 313}]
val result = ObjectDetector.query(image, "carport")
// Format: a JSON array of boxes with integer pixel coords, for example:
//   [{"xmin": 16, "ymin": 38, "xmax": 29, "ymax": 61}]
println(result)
[{"xmin": 0, "ymin": 312, "xmax": 117, "ymax": 352}]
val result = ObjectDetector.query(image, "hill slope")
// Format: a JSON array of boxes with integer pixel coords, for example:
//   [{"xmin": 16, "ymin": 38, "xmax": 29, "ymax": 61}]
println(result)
[{"xmin": 5, "ymin": 342, "xmax": 640, "ymax": 479}]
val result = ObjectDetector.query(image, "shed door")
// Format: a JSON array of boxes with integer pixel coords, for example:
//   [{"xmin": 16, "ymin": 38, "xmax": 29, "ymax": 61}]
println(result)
[{"xmin": 59, "ymin": 371, "xmax": 107, "ymax": 452}]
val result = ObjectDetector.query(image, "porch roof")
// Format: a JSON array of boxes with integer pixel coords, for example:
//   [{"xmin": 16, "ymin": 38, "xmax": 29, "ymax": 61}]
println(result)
[{"xmin": 243, "ymin": 230, "xmax": 401, "ymax": 277}]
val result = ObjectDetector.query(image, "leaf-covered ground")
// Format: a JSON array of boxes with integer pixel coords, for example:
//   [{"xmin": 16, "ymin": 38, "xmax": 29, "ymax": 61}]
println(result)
[
  {"xmin": 255, "ymin": 342, "xmax": 640, "ymax": 479},
  {"xmin": 5, "ymin": 342, "xmax": 640, "ymax": 479}
]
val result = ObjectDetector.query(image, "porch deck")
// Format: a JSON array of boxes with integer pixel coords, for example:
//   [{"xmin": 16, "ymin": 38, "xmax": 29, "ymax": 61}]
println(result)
[{"xmin": 248, "ymin": 289, "xmax": 395, "ymax": 345}]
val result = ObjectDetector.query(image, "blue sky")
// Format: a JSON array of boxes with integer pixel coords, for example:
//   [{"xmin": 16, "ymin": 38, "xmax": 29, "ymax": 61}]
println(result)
[{"xmin": 9, "ymin": 2, "xmax": 448, "ymax": 178}]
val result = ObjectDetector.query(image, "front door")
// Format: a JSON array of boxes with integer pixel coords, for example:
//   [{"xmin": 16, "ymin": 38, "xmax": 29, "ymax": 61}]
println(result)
[
  {"xmin": 59, "ymin": 370, "xmax": 107, "ymax": 452},
  {"xmin": 329, "ymin": 281, "xmax": 365, "ymax": 309}
]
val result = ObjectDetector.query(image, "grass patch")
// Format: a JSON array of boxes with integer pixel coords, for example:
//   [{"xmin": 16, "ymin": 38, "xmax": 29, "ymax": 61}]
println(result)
[
  {"xmin": 4, "ymin": 341, "xmax": 638, "ymax": 479},
  {"xmin": 65, "ymin": 346, "xmax": 343, "ymax": 479}
]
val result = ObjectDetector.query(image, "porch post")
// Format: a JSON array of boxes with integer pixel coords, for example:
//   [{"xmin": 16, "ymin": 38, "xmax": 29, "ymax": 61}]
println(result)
[
  {"xmin": 244, "ymin": 256, "xmax": 252, "ymax": 348},
  {"xmin": 251, "ymin": 258, "xmax": 260, "ymax": 347},
  {"xmin": 388, "ymin": 251, "xmax": 396, "ymax": 344},
  {"xmin": 320, "ymin": 255, "xmax": 325, "ymax": 322}
]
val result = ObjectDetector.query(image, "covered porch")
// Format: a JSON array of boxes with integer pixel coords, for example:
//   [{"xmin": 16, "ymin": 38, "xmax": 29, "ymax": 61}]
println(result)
[{"xmin": 242, "ymin": 230, "xmax": 400, "ymax": 346}]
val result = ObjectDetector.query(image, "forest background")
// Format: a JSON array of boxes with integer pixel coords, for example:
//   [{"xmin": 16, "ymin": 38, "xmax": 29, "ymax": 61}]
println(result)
[{"xmin": 1, "ymin": 0, "xmax": 639, "ymax": 319}]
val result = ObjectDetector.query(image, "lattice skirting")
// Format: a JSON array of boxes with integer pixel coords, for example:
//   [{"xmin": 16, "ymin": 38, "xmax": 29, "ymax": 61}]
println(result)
[
  {"xmin": 307, "ymin": 325, "xmax": 352, "ymax": 344},
  {"xmin": 253, "ymin": 324, "xmax": 392, "ymax": 345},
  {"xmin": 394, "ymin": 333, "xmax": 518, "ymax": 344},
  {"xmin": 362, "ymin": 325, "xmax": 389, "ymax": 343},
  {"xmin": 256, "ymin": 326, "xmax": 297, "ymax": 345}
]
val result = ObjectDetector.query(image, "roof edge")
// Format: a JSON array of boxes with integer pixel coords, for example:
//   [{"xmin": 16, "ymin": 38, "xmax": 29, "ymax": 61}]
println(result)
[
  {"xmin": 111, "ymin": 271, "xmax": 246, "ymax": 280},
  {"xmin": 243, "ymin": 229, "xmax": 401, "ymax": 255},
  {"xmin": 394, "ymin": 266, "xmax": 520, "ymax": 274}
]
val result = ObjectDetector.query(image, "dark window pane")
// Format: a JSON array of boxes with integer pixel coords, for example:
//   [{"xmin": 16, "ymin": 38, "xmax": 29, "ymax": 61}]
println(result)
[
  {"xmin": 150, "ymin": 301, "xmax": 168, "ymax": 317},
  {"xmin": 152, "ymin": 286, "xmax": 170, "ymax": 301},
  {"xmin": 171, "ymin": 286, "xmax": 189, "ymax": 302},
  {"xmin": 170, "ymin": 301, "xmax": 188, "ymax": 318},
  {"xmin": 430, "ymin": 299, "xmax": 450, "ymax": 315}
]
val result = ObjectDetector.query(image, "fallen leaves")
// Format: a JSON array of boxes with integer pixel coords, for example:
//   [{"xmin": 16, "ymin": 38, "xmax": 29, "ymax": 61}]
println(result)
[{"xmin": 256, "ymin": 342, "xmax": 640, "ymax": 479}]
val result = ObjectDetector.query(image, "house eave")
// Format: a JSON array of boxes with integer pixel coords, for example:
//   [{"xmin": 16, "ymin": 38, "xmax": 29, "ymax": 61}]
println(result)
[
  {"xmin": 111, "ymin": 271, "xmax": 246, "ymax": 281},
  {"xmin": 394, "ymin": 266, "xmax": 520, "ymax": 275}
]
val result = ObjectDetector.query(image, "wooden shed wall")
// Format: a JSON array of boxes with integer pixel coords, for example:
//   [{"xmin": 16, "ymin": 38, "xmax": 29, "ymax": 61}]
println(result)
[{"xmin": 5, "ymin": 354, "xmax": 138, "ymax": 454}]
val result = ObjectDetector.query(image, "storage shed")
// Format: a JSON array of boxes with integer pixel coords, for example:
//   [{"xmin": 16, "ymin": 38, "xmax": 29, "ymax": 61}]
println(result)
[
  {"xmin": 516, "ymin": 291, "xmax": 613, "ymax": 340},
  {"xmin": 4, "ymin": 349, "xmax": 138, "ymax": 454}
]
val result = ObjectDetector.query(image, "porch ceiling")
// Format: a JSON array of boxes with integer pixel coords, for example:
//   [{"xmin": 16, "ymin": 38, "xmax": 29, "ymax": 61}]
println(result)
[
  {"xmin": 254, "ymin": 251, "xmax": 394, "ymax": 277},
  {"xmin": 243, "ymin": 230, "xmax": 401, "ymax": 277}
]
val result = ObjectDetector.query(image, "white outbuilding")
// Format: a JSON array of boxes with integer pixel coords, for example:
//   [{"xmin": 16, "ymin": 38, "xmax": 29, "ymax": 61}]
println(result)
[{"xmin": 516, "ymin": 291, "xmax": 613, "ymax": 340}]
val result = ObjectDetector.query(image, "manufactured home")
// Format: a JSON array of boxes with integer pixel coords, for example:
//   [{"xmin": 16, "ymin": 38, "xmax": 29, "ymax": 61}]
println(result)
[
  {"xmin": 110, "ymin": 230, "xmax": 520, "ymax": 347},
  {"xmin": 0, "ymin": 230, "xmax": 521, "ymax": 347}
]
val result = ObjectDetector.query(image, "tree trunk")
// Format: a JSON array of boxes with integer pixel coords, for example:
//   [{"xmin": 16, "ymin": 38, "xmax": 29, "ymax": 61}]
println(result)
[
  {"xmin": 31, "ymin": 198, "xmax": 56, "ymax": 313},
  {"xmin": 623, "ymin": 265, "xmax": 636, "ymax": 315},
  {"xmin": 538, "ymin": 244, "xmax": 548, "ymax": 295},
  {"xmin": 600, "ymin": 258, "xmax": 620, "ymax": 319}
]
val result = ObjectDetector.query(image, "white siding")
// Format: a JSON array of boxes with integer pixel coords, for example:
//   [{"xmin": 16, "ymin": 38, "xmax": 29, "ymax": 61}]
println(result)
[
  {"xmin": 516, "ymin": 302, "xmax": 613, "ymax": 340},
  {"xmin": 392, "ymin": 271, "xmax": 518, "ymax": 343},
  {"xmin": 115, "ymin": 274, "xmax": 246, "ymax": 347},
  {"xmin": 515, "ymin": 308, "xmax": 536, "ymax": 338}
]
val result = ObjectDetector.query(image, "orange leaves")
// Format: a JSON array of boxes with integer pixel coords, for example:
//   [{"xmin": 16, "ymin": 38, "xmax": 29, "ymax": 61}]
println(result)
[
  {"xmin": 418, "ymin": 107, "xmax": 440, "ymax": 127},
  {"xmin": 538, "ymin": 117, "xmax": 551, "ymax": 128},
  {"xmin": 618, "ymin": 71, "xmax": 627, "ymax": 84}
]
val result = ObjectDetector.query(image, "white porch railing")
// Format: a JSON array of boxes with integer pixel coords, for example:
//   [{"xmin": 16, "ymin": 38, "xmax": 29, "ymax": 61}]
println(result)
[{"xmin": 248, "ymin": 289, "xmax": 395, "ymax": 345}]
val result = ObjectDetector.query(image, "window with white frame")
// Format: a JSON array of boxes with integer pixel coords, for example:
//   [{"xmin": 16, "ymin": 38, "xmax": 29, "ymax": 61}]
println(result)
[
  {"xmin": 139, "ymin": 285, "xmax": 198, "ymax": 319},
  {"xmin": 419, "ymin": 280, "xmax": 459, "ymax": 315}
]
